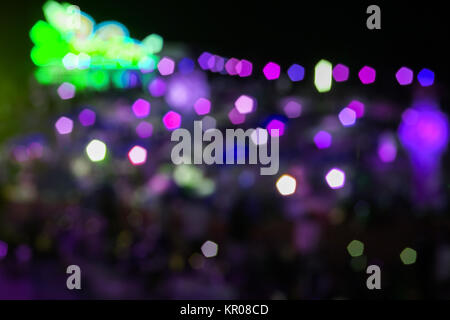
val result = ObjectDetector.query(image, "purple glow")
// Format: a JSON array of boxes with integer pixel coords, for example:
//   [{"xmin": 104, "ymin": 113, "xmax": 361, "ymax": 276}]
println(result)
[
  {"xmin": 235, "ymin": 59, "xmax": 252, "ymax": 77},
  {"xmin": 287, "ymin": 64, "xmax": 305, "ymax": 82},
  {"xmin": 325, "ymin": 168, "xmax": 346, "ymax": 189},
  {"xmin": 208, "ymin": 55, "xmax": 225, "ymax": 72},
  {"xmin": 283, "ymin": 100, "xmax": 302, "ymax": 118},
  {"xmin": 234, "ymin": 95, "xmax": 255, "ymax": 114},
  {"xmin": 148, "ymin": 78, "xmax": 167, "ymax": 97},
  {"xmin": 338, "ymin": 107, "xmax": 357, "ymax": 127},
  {"xmin": 333, "ymin": 64, "xmax": 349, "ymax": 82},
  {"xmin": 0, "ymin": 240, "xmax": 7, "ymax": 259},
  {"xmin": 194, "ymin": 98, "xmax": 211, "ymax": 115},
  {"xmin": 198, "ymin": 52, "xmax": 213, "ymax": 70},
  {"xmin": 165, "ymin": 72, "xmax": 210, "ymax": 111},
  {"xmin": 132, "ymin": 98, "xmax": 151, "ymax": 118},
  {"xmin": 228, "ymin": 108, "xmax": 246, "ymax": 125},
  {"xmin": 358, "ymin": 66, "xmax": 376, "ymax": 84},
  {"xmin": 178, "ymin": 58, "xmax": 195, "ymax": 74},
  {"xmin": 225, "ymin": 58, "xmax": 239, "ymax": 75},
  {"xmin": 378, "ymin": 133, "xmax": 397, "ymax": 163},
  {"xmin": 266, "ymin": 119, "xmax": 285, "ymax": 137},
  {"xmin": 347, "ymin": 100, "xmax": 365, "ymax": 118},
  {"xmin": 55, "ymin": 116, "xmax": 73, "ymax": 135},
  {"xmin": 78, "ymin": 108, "xmax": 96, "ymax": 126},
  {"xmin": 57, "ymin": 82, "xmax": 75, "ymax": 100},
  {"xmin": 314, "ymin": 130, "xmax": 332, "ymax": 149},
  {"xmin": 398, "ymin": 106, "xmax": 449, "ymax": 156},
  {"xmin": 417, "ymin": 68, "xmax": 435, "ymax": 87},
  {"xmin": 162, "ymin": 111, "xmax": 182, "ymax": 130},
  {"xmin": 136, "ymin": 121, "xmax": 153, "ymax": 138},
  {"xmin": 157, "ymin": 57, "xmax": 175, "ymax": 76},
  {"xmin": 396, "ymin": 67, "xmax": 414, "ymax": 85},
  {"xmin": 263, "ymin": 62, "xmax": 281, "ymax": 80}
]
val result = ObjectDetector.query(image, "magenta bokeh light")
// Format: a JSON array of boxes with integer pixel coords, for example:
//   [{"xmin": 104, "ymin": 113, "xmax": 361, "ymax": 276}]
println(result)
[
  {"xmin": 395, "ymin": 67, "xmax": 414, "ymax": 85},
  {"xmin": 314, "ymin": 130, "xmax": 332, "ymax": 149},
  {"xmin": 148, "ymin": 78, "xmax": 166, "ymax": 97},
  {"xmin": 132, "ymin": 98, "xmax": 151, "ymax": 118},
  {"xmin": 228, "ymin": 108, "xmax": 246, "ymax": 125},
  {"xmin": 347, "ymin": 100, "xmax": 365, "ymax": 118},
  {"xmin": 263, "ymin": 62, "xmax": 281, "ymax": 80},
  {"xmin": 78, "ymin": 108, "xmax": 96, "ymax": 126},
  {"xmin": 162, "ymin": 111, "xmax": 182, "ymax": 130},
  {"xmin": 266, "ymin": 119, "xmax": 285, "ymax": 137},
  {"xmin": 332, "ymin": 64, "xmax": 349, "ymax": 82},
  {"xmin": 358, "ymin": 66, "xmax": 376, "ymax": 84},
  {"xmin": 194, "ymin": 98, "xmax": 211, "ymax": 115}
]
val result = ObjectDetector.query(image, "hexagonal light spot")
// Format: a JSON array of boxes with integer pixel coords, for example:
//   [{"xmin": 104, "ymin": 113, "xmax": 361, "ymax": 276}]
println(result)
[
  {"xmin": 86, "ymin": 139, "xmax": 107, "ymax": 162},
  {"xmin": 417, "ymin": 68, "xmax": 434, "ymax": 87},
  {"xmin": 235, "ymin": 59, "xmax": 252, "ymax": 77},
  {"xmin": 266, "ymin": 119, "xmax": 285, "ymax": 137},
  {"xmin": 347, "ymin": 100, "xmax": 365, "ymax": 118},
  {"xmin": 325, "ymin": 168, "xmax": 346, "ymax": 189},
  {"xmin": 314, "ymin": 130, "xmax": 332, "ymax": 149},
  {"xmin": 338, "ymin": 107, "xmax": 357, "ymax": 127},
  {"xmin": 287, "ymin": 64, "xmax": 305, "ymax": 82},
  {"xmin": 201, "ymin": 240, "xmax": 218, "ymax": 258},
  {"xmin": 78, "ymin": 108, "xmax": 96, "ymax": 126},
  {"xmin": 157, "ymin": 57, "xmax": 175, "ymax": 76},
  {"xmin": 395, "ymin": 67, "xmax": 413, "ymax": 85},
  {"xmin": 276, "ymin": 174, "xmax": 297, "ymax": 196},
  {"xmin": 347, "ymin": 240, "xmax": 364, "ymax": 257},
  {"xmin": 234, "ymin": 95, "xmax": 255, "ymax": 114},
  {"xmin": 128, "ymin": 145, "xmax": 147, "ymax": 166},
  {"xmin": 332, "ymin": 64, "xmax": 349, "ymax": 82},
  {"xmin": 132, "ymin": 98, "xmax": 151, "ymax": 118},
  {"xmin": 162, "ymin": 111, "xmax": 182, "ymax": 130},
  {"xmin": 194, "ymin": 98, "xmax": 211, "ymax": 115},
  {"xmin": 228, "ymin": 108, "xmax": 246, "ymax": 125},
  {"xmin": 263, "ymin": 62, "xmax": 281, "ymax": 80},
  {"xmin": 55, "ymin": 116, "xmax": 73, "ymax": 135},
  {"xmin": 283, "ymin": 100, "xmax": 302, "ymax": 118},
  {"xmin": 358, "ymin": 66, "xmax": 376, "ymax": 84},
  {"xmin": 400, "ymin": 247, "xmax": 417, "ymax": 265},
  {"xmin": 57, "ymin": 82, "xmax": 76, "ymax": 100}
]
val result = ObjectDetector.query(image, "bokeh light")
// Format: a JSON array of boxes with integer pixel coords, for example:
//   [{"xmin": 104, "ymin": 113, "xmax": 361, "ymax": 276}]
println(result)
[
  {"xmin": 395, "ymin": 67, "xmax": 413, "ymax": 85},
  {"xmin": 417, "ymin": 68, "xmax": 434, "ymax": 87},
  {"xmin": 201, "ymin": 241, "xmax": 218, "ymax": 258},
  {"xmin": 162, "ymin": 111, "xmax": 182, "ymax": 130},
  {"xmin": 276, "ymin": 174, "xmax": 297, "ymax": 196},
  {"xmin": 287, "ymin": 64, "xmax": 305, "ymax": 82},
  {"xmin": 131, "ymin": 98, "xmax": 150, "ymax": 118},
  {"xmin": 338, "ymin": 107, "xmax": 357, "ymax": 126},
  {"xmin": 55, "ymin": 116, "xmax": 73, "ymax": 135},
  {"xmin": 85, "ymin": 139, "xmax": 107, "ymax": 162},
  {"xmin": 128, "ymin": 145, "xmax": 148, "ymax": 165},
  {"xmin": 194, "ymin": 98, "xmax": 211, "ymax": 115},
  {"xmin": 234, "ymin": 95, "xmax": 255, "ymax": 114},
  {"xmin": 314, "ymin": 59, "xmax": 332, "ymax": 92},
  {"xmin": 358, "ymin": 66, "xmax": 376, "ymax": 84},
  {"xmin": 314, "ymin": 130, "xmax": 332, "ymax": 149},
  {"xmin": 325, "ymin": 168, "xmax": 346, "ymax": 189},
  {"xmin": 332, "ymin": 64, "xmax": 349, "ymax": 82},
  {"xmin": 263, "ymin": 62, "xmax": 281, "ymax": 80}
]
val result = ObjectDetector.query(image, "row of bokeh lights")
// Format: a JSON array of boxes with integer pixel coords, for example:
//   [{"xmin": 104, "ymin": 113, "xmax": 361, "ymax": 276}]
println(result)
[{"xmin": 197, "ymin": 52, "xmax": 435, "ymax": 89}]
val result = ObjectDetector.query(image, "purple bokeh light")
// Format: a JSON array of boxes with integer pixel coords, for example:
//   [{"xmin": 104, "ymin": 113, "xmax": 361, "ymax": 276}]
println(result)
[
  {"xmin": 263, "ymin": 62, "xmax": 281, "ymax": 80},
  {"xmin": 194, "ymin": 98, "xmax": 211, "ymax": 115},
  {"xmin": 332, "ymin": 64, "xmax": 349, "ymax": 82},
  {"xmin": 396, "ymin": 67, "xmax": 414, "ymax": 85},
  {"xmin": 132, "ymin": 98, "xmax": 151, "ymax": 118},
  {"xmin": 358, "ymin": 66, "xmax": 376, "ymax": 84},
  {"xmin": 55, "ymin": 116, "xmax": 73, "ymax": 135},
  {"xmin": 162, "ymin": 111, "xmax": 182, "ymax": 130},
  {"xmin": 78, "ymin": 108, "xmax": 96, "ymax": 126},
  {"xmin": 148, "ymin": 78, "xmax": 167, "ymax": 97},
  {"xmin": 314, "ymin": 130, "xmax": 332, "ymax": 149}
]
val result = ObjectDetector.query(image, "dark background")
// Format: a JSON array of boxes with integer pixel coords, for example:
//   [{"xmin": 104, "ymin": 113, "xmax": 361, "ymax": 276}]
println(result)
[{"xmin": 1, "ymin": 1, "xmax": 448, "ymax": 140}]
